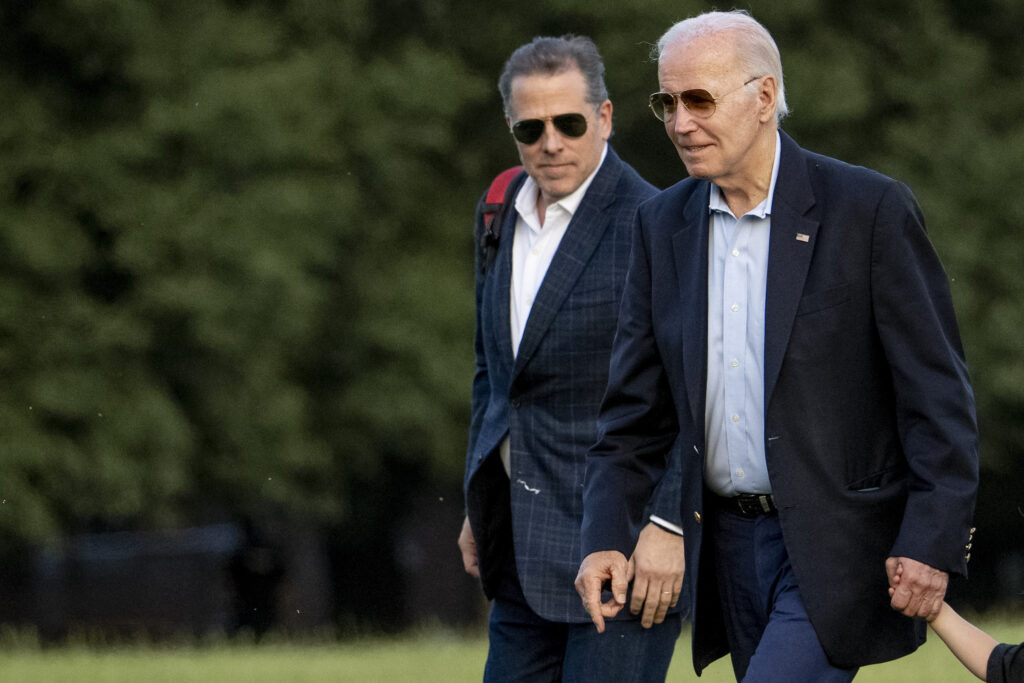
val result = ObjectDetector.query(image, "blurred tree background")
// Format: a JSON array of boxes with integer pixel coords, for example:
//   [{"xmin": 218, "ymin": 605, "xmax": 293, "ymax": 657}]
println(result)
[{"xmin": 0, "ymin": 0, "xmax": 1021, "ymax": 635}]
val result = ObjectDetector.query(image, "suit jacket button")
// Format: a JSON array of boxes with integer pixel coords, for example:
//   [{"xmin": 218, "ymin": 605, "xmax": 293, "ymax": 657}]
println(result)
[
  {"xmin": 965, "ymin": 552, "xmax": 971, "ymax": 563},
  {"xmin": 694, "ymin": 511, "xmax": 702, "ymax": 523}
]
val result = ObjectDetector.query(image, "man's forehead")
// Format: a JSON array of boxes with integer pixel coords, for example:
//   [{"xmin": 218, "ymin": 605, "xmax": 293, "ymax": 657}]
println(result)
[
  {"xmin": 512, "ymin": 67, "xmax": 584, "ymax": 91},
  {"xmin": 509, "ymin": 69, "xmax": 589, "ymax": 114},
  {"xmin": 658, "ymin": 35, "xmax": 738, "ymax": 84}
]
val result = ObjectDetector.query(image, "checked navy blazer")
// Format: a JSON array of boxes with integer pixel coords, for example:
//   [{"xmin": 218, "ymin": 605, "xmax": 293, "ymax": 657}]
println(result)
[{"xmin": 464, "ymin": 146, "xmax": 682, "ymax": 623}]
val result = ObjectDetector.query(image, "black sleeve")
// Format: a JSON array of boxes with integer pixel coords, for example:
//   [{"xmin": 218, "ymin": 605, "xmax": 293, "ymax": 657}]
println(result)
[{"xmin": 987, "ymin": 642, "xmax": 1024, "ymax": 683}]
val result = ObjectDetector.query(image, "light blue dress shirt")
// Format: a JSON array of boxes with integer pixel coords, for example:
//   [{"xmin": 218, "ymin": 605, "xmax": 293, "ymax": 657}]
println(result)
[{"xmin": 704, "ymin": 132, "xmax": 781, "ymax": 497}]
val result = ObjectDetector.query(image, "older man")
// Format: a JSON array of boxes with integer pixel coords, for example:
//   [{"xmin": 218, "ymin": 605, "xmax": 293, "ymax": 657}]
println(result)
[
  {"xmin": 577, "ymin": 11, "xmax": 978, "ymax": 681},
  {"xmin": 459, "ymin": 35, "xmax": 683, "ymax": 681}
]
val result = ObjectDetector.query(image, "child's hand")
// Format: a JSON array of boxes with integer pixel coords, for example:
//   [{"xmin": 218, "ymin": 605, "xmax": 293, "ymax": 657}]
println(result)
[{"xmin": 886, "ymin": 560, "xmax": 903, "ymax": 598}]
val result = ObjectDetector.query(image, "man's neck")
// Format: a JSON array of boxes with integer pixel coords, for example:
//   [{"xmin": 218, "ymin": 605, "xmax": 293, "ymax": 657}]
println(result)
[
  {"xmin": 717, "ymin": 128, "xmax": 778, "ymax": 218},
  {"xmin": 535, "ymin": 192, "xmax": 551, "ymax": 226}
]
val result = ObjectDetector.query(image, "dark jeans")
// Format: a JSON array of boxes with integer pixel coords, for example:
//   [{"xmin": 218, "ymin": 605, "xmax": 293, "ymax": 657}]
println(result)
[
  {"xmin": 711, "ymin": 507, "xmax": 858, "ymax": 682},
  {"xmin": 484, "ymin": 573, "xmax": 682, "ymax": 682}
]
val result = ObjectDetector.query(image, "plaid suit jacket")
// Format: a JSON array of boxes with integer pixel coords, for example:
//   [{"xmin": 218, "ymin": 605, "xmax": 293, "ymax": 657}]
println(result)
[{"xmin": 465, "ymin": 147, "xmax": 677, "ymax": 622}]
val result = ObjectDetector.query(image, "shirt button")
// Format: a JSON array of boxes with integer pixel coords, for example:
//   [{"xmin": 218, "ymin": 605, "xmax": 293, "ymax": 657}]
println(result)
[
  {"xmin": 732, "ymin": 249, "xmax": 739, "ymax": 257},
  {"xmin": 731, "ymin": 304, "xmax": 740, "ymax": 312},
  {"xmin": 732, "ymin": 414, "xmax": 740, "ymax": 423},
  {"xmin": 737, "ymin": 468, "xmax": 745, "ymax": 477},
  {"xmin": 730, "ymin": 359, "xmax": 739, "ymax": 367}
]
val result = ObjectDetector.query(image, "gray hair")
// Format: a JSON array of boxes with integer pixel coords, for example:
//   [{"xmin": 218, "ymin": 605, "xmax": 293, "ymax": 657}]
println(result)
[
  {"xmin": 498, "ymin": 35, "xmax": 609, "ymax": 118},
  {"xmin": 654, "ymin": 10, "xmax": 789, "ymax": 122}
]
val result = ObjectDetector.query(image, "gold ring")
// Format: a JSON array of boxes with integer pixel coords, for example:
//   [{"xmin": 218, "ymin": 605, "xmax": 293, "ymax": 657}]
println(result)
[{"xmin": 662, "ymin": 591, "xmax": 672, "ymax": 595}]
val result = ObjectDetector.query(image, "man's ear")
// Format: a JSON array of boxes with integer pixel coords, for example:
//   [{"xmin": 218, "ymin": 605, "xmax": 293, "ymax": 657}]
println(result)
[
  {"xmin": 757, "ymin": 76, "xmax": 778, "ymax": 124},
  {"xmin": 598, "ymin": 99, "xmax": 613, "ymax": 140}
]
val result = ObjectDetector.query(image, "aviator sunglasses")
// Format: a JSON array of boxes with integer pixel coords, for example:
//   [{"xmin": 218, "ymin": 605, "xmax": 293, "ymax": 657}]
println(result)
[
  {"xmin": 510, "ymin": 113, "xmax": 588, "ymax": 144},
  {"xmin": 648, "ymin": 76, "xmax": 763, "ymax": 122}
]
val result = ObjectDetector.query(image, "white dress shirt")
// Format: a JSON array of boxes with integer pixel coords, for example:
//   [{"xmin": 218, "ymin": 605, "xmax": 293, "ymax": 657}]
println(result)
[{"xmin": 499, "ymin": 145, "xmax": 608, "ymax": 474}]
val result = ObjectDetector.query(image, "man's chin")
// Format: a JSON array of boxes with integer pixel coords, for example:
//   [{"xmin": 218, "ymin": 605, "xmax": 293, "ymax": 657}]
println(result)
[
  {"xmin": 538, "ymin": 179, "xmax": 577, "ymax": 202},
  {"xmin": 680, "ymin": 163, "xmax": 712, "ymax": 180}
]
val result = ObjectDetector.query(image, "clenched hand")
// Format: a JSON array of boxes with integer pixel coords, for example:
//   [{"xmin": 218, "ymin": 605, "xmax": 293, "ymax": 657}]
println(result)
[
  {"xmin": 458, "ymin": 516, "xmax": 480, "ymax": 578},
  {"xmin": 886, "ymin": 556, "xmax": 947, "ymax": 620}
]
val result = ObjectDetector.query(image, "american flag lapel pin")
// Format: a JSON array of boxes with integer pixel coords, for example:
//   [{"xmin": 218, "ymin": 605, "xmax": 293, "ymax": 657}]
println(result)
[{"xmin": 795, "ymin": 233, "xmax": 810, "ymax": 242}]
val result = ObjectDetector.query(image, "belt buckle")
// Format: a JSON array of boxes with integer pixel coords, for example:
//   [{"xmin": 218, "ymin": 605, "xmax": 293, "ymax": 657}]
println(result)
[
  {"xmin": 741, "ymin": 496, "xmax": 759, "ymax": 517},
  {"xmin": 737, "ymin": 494, "xmax": 773, "ymax": 517},
  {"xmin": 734, "ymin": 496, "xmax": 749, "ymax": 516}
]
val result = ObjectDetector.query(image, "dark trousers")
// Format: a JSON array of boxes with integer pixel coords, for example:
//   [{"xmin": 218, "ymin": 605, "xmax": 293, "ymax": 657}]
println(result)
[
  {"xmin": 711, "ymin": 508, "xmax": 858, "ymax": 682},
  {"xmin": 484, "ymin": 568, "xmax": 682, "ymax": 682}
]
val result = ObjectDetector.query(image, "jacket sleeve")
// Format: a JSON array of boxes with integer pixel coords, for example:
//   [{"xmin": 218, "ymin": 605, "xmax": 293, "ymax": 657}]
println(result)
[
  {"xmin": 582, "ymin": 206, "xmax": 680, "ymax": 557},
  {"xmin": 871, "ymin": 180, "xmax": 979, "ymax": 575},
  {"xmin": 645, "ymin": 441, "xmax": 685, "ymax": 533},
  {"xmin": 465, "ymin": 191, "xmax": 491, "ymax": 493}
]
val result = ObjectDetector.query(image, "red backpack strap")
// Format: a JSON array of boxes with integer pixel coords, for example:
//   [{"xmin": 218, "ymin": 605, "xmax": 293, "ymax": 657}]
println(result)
[
  {"xmin": 479, "ymin": 165, "xmax": 524, "ymax": 273},
  {"xmin": 482, "ymin": 165, "xmax": 525, "ymax": 231}
]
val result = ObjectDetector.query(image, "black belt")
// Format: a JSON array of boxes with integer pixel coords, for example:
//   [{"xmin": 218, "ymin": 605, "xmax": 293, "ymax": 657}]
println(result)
[{"xmin": 716, "ymin": 493, "xmax": 777, "ymax": 518}]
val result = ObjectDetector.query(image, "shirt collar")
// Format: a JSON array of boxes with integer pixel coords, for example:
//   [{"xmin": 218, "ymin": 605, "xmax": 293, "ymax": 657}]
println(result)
[
  {"xmin": 515, "ymin": 143, "xmax": 608, "ymax": 221},
  {"xmin": 709, "ymin": 131, "xmax": 782, "ymax": 219}
]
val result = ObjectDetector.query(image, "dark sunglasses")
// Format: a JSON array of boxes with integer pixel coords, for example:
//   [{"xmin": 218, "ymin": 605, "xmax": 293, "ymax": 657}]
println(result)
[
  {"xmin": 510, "ymin": 113, "xmax": 588, "ymax": 144},
  {"xmin": 648, "ymin": 76, "xmax": 763, "ymax": 122}
]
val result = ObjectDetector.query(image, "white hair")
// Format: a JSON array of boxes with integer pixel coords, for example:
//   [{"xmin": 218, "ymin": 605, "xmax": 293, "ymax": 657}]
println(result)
[{"xmin": 655, "ymin": 10, "xmax": 789, "ymax": 122}]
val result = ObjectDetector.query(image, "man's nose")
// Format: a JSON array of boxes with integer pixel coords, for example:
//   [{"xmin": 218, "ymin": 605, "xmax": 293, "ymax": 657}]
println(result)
[
  {"xmin": 541, "ymin": 121, "xmax": 566, "ymax": 152},
  {"xmin": 671, "ymin": 108, "xmax": 699, "ymax": 136}
]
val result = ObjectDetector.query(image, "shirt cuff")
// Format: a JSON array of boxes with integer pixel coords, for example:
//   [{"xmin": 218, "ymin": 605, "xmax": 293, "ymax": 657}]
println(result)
[{"xmin": 649, "ymin": 515, "xmax": 684, "ymax": 537}]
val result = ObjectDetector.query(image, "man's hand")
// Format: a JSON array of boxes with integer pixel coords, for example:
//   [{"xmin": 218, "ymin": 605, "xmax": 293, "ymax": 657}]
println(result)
[
  {"xmin": 886, "ymin": 556, "xmax": 948, "ymax": 620},
  {"xmin": 458, "ymin": 516, "xmax": 480, "ymax": 578},
  {"xmin": 575, "ymin": 550, "xmax": 632, "ymax": 633},
  {"xmin": 629, "ymin": 522, "xmax": 685, "ymax": 628}
]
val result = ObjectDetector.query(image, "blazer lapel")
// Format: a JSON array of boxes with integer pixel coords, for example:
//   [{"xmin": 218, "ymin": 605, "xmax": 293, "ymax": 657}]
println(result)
[
  {"xmin": 764, "ymin": 131, "xmax": 819, "ymax": 405},
  {"xmin": 511, "ymin": 150, "xmax": 624, "ymax": 377},
  {"xmin": 673, "ymin": 183, "xmax": 712, "ymax": 429}
]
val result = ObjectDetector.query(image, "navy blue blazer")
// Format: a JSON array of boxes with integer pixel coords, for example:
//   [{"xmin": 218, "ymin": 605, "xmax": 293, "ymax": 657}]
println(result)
[
  {"xmin": 582, "ymin": 131, "xmax": 979, "ymax": 669},
  {"xmin": 465, "ymin": 147, "xmax": 676, "ymax": 623}
]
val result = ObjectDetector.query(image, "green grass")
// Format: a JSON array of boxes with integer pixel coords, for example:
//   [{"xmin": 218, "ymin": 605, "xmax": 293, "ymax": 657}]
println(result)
[{"xmin": 0, "ymin": 619, "xmax": 1020, "ymax": 682}]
